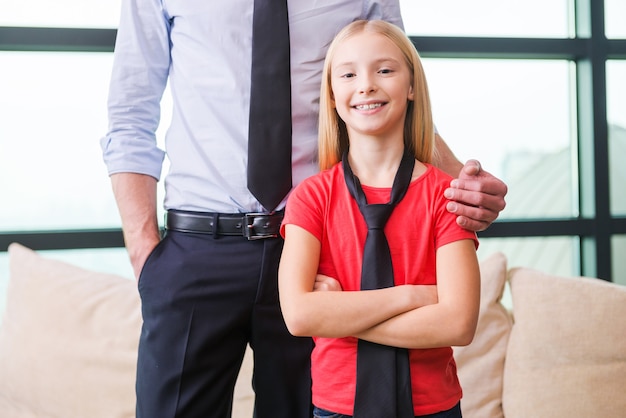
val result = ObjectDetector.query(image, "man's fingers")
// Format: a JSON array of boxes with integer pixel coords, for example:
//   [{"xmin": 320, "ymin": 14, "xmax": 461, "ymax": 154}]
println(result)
[
  {"xmin": 450, "ymin": 176, "xmax": 508, "ymax": 196},
  {"xmin": 461, "ymin": 159, "xmax": 481, "ymax": 177},
  {"xmin": 455, "ymin": 216, "xmax": 491, "ymax": 233},
  {"xmin": 447, "ymin": 159, "xmax": 508, "ymax": 232},
  {"xmin": 445, "ymin": 187, "xmax": 506, "ymax": 212},
  {"xmin": 447, "ymin": 200, "xmax": 499, "ymax": 224}
]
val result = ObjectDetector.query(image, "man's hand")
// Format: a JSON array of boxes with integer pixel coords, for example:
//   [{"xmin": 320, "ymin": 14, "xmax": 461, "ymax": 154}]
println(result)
[
  {"xmin": 111, "ymin": 172, "xmax": 161, "ymax": 281},
  {"xmin": 128, "ymin": 238, "xmax": 160, "ymax": 280},
  {"xmin": 444, "ymin": 159, "xmax": 507, "ymax": 232}
]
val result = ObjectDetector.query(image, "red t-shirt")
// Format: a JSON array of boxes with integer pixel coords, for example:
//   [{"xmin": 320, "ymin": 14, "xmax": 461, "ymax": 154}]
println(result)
[{"xmin": 281, "ymin": 162, "xmax": 478, "ymax": 416}]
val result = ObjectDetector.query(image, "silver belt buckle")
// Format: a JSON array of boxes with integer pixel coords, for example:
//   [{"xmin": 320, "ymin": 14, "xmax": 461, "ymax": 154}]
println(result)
[{"xmin": 244, "ymin": 213, "xmax": 279, "ymax": 240}]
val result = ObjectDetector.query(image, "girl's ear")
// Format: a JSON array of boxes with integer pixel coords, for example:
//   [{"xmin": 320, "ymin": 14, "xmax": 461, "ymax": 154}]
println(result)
[
  {"xmin": 330, "ymin": 91, "xmax": 336, "ymax": 108},
  {"xmin": 407, "ymin": 85, "xmax": 414, "ymax": 101}
]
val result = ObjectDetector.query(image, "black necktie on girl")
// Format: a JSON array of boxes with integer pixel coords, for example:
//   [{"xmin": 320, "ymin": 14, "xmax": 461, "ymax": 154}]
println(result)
[
  {"xmin": 247, "ymin": 0, "xmax": 293, "ymax": 212},
  {"xmin": 343, "ymin": 151, "xmax": 416, "ymax": 418}
]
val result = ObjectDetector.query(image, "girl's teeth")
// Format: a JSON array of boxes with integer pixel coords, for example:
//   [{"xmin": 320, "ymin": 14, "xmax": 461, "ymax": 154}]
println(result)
[{"xmin": 356, "ymin": 103, "xmax": 382, "ymax": 110}]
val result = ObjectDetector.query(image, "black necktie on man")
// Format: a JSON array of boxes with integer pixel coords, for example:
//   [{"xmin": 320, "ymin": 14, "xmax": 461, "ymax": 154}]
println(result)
[{"xmin": 247, "ymin": 0, "xmax": 293, "ymax": 211}]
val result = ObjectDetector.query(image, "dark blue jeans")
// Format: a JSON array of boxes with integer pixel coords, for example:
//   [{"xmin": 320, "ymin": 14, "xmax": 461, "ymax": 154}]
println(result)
[{"xmin": 313, "ymin": 402, "xmax": 462, "ymax": 418}]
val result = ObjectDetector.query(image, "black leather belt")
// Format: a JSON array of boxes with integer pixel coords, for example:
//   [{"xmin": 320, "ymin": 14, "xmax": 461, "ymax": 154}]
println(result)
[{"xmin": 166, "ymin": 210, "xmax": 283, "ymax": 240}]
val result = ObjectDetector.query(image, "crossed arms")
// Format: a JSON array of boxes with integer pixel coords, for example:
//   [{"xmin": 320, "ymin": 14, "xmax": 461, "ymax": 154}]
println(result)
[{"xmin": 278, "ymin": 224, "xmax": 481, "ymax": 350}]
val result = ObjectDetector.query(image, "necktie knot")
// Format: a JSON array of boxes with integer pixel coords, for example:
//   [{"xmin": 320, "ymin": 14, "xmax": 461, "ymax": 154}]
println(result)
[{"xmin": 362, "ymin": 203, "xmax": 394, "ymax": 230}]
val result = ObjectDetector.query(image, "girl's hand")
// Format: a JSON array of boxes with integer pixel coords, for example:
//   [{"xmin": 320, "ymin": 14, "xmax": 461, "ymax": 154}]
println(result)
[{"xmin": 314, "ymin": 274, "xmax": 343, "ymax": 292}]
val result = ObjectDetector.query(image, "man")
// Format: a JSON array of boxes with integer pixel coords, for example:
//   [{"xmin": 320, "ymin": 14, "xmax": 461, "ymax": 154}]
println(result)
[{"xmin": 101, "ymin": 1, "xmax": 507, "ymax": 417}]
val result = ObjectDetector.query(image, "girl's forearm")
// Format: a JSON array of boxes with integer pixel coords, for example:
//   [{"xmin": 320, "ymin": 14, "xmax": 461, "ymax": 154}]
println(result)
[
  {"xmin": 354, "ymin": 301, "xmax": 478, "ymax": 349},
  {"xmin": 282, "ymin": 285, "xmax": 430, "ymax": 338}
]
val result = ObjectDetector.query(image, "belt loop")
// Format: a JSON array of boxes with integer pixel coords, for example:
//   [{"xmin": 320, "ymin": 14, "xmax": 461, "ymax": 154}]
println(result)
[{"xmin": 212, "ymin": 213, "xmax": 219, "ymax": 239}]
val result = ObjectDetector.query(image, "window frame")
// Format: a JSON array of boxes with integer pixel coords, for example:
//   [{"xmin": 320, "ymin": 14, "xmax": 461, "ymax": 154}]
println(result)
[{"xmin": 1, "ymin": 0, "xmax": 625, "ymax": 281}]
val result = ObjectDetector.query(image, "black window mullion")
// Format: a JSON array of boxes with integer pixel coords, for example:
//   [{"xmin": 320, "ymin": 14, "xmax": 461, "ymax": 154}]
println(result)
[
  {"xmin": 411, "ymin": 36, "xmax": 587, "ymax": 60},
  {"xmin": 575, "ymin": 0, "xmax": 612, "ymax": 280},
  {"xmin": 0, "ymin": 230, "xmax": 124, "ymax": 252},
  {"xmin": 0, "ymin": 27, "xmax": 116, "ymax": 52}
]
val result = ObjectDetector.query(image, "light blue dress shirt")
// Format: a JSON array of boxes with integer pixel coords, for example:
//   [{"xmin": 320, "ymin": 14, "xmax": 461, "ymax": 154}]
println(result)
[{"xmin": 101, "ymin": 0, "xmax": 404, "ymax": 213}]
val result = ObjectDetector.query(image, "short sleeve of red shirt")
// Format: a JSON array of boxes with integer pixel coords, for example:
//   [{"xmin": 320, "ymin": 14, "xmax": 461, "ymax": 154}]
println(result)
[{"xmin": 280, "ymin": 170, "xmax": 327, "ymax": 242}]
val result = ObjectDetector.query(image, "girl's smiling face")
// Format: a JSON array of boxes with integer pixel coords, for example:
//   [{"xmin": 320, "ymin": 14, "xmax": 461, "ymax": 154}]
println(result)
[{"xmin": 330, "ymin": 30, "xmax": 414, "ymax": 142}]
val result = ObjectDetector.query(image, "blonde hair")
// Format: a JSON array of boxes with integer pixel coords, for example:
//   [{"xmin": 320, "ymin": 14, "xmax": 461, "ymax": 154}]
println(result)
[{"xmin": 318, "ymin": 20, "xmax": 435, "ymax": 171}]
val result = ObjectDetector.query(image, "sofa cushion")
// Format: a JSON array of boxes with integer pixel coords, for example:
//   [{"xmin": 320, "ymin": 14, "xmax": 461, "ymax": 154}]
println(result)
[
  {"xmin": 454, "ymin": 251, "xmax": 512, "ymax": 418},
  {"xmin": 503, "ymin": 267, "xmax": 626, "ymax": 418},
  {"xmin": 0, "ymin": 243, "xmax": 141, "ymax": 418}
]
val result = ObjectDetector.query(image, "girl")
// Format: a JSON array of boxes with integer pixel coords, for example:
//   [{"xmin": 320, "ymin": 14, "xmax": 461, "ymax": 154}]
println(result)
[{"xmin": 279, "ymin": 20, "xmax": 480, "ymax": 418}]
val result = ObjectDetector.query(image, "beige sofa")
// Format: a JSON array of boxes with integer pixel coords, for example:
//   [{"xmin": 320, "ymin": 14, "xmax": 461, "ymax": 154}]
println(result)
[{"xmin": 1, "ymin": 243, "xmax": 625, "ymax": 418}]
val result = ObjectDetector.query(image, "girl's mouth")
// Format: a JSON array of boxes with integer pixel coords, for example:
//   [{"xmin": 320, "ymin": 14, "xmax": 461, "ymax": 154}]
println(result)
[{"xmin": 353, "ymin": 103, "xmax": 384, "ymax": 110}]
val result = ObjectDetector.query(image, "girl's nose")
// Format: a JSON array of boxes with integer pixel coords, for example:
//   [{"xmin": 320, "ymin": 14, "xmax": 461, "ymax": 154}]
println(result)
[{"xmin": 358, "ymin": 74, "xmax": 376, "ymax": 94}]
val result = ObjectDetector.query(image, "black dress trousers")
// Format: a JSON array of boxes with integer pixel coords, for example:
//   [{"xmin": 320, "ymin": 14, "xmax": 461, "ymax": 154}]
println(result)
[{"xmin": 135, "ymin": 230, "xmax": 313, "ymax": 418}]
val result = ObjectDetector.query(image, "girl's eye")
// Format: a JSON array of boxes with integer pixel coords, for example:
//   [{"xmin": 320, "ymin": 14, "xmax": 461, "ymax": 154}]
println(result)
[
  {"xmin": 379, "ymin": 68, "xmax": 392, "ymax": 74},
  {"xmin": 341, "ymin": 73, "xmax": 356, "ymax": 78}
]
